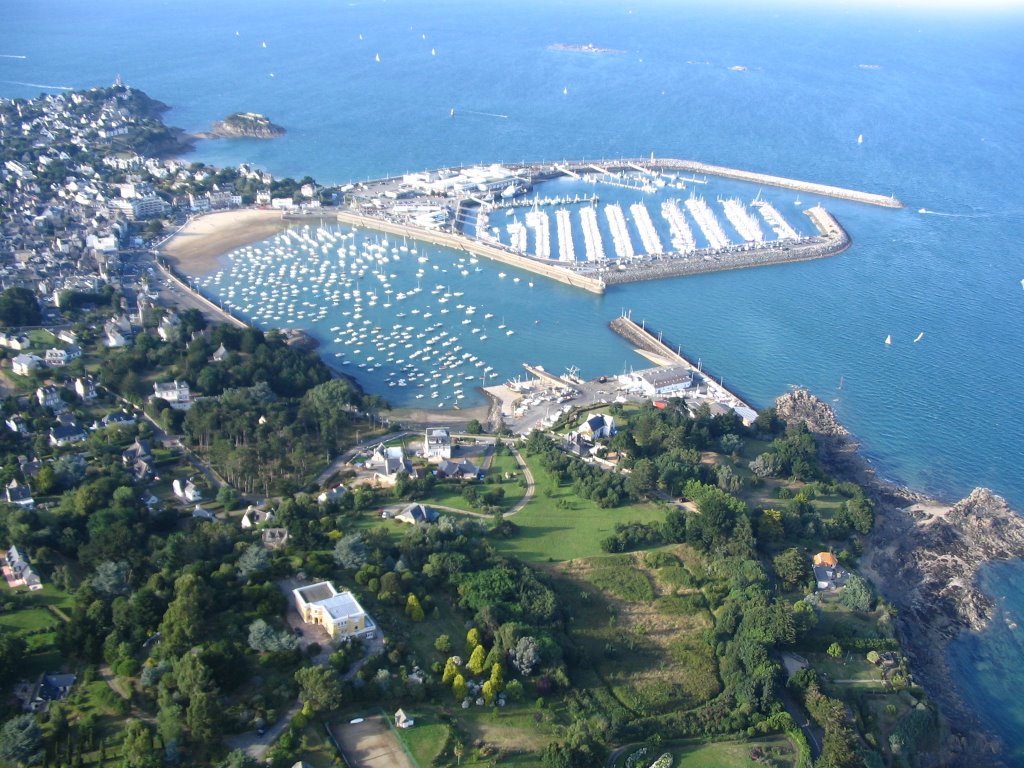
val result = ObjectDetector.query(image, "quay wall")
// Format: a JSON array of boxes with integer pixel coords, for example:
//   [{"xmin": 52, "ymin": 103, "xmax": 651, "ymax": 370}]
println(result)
[
  {"xmin": 334, "ymin": 210, "xmax": 606, "ymax": 294},
  {"xmin": 609, "ymin": 315, "xmax": 755, "ymax": 411},
  {"xmin": 601, "ymin": 205, "xmax": 850, "ymax": 286}
]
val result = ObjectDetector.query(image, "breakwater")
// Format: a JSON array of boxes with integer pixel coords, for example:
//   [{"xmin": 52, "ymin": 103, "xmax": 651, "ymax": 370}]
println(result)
[
  {"xmin": 509, "ymin": 157, "xmax": 903, "ymax": 209},
  {"xmin": 609, "ymin": 314, "xmax": 756, "ymax": 413},
  {"xmin": 334, "ymin": 210, "xmax": 608, "ymax": 294},
  {"xmin": 600, "ymin": 205, "xmax": 850, "ymax": 286}
]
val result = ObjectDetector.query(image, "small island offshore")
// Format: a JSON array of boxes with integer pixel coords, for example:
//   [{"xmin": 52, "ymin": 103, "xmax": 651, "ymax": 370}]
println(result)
[
  {"xmin": 201, "ymin": 112, "xmax": 286, "ymax": 140},
  {"xmin": 0, "ymin": 81, "xmax": 1022, "ymax": 768}
]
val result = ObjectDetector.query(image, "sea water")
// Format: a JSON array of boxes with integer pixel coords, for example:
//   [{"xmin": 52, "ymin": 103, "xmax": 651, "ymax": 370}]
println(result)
[{"xmin": 3, "ymin": 0, "xmax": 1024, "ymax": 754}]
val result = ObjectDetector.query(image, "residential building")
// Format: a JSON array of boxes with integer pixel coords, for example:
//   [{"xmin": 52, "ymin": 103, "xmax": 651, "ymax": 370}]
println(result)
[
  {"xmin": 575, "ymin": 413, "xmax": 616, "ymax": 439},
  {"xmin": 395, "ymin": 503, "xmax": 439, "ymax": 525},
  {"xmin": 43, "ymin": 345, "xmax": 81, "ymax": 367},
  {"xmin": 5, "ymin": 479, "xmax": 35, "ymax": 509},
  {"xmin": 50, "ymin": 423, "xmax": 87, "ymax": 447},
  {"xmin": 424, "ymin": 428, "xmax": 452, "ymax": 459},
  {"xmin": 73, "ymin": 375, "xmax": 97, "ymax": 400},
  {"xmin": 434, "ymin": 459, "xmax": 480, "ymax": 481},
  {"xmin": 292, "ymin": 582, "xmax": 376, "ymax": 641},
  {"xmin": 261, "ymin": 527, "xmax": 289, "ymax": 550},
  {"xmin": 11, "ymin": 354, "xmax": 43, "ymax": 376},
  {"xmin": 172, "ymin": 478, "xmax": 203, "ymax": 502},
  {"xmin": 316, "ymin": 484, "xmax": 347, "ymax": 504},
  {"xmin": 368, "ymin": 442, "xmax": 414, "ymax": 485},
  {"xmin": 36, "ymin": 385, "xmax": 63, "ymax": 410},
  {"xmin": 241, "ymin": 506, "xmax": 275, "ymax": 529},
  {"xmin": 152, "ymin": 380, "xmax": 191, "ymax": 410}
]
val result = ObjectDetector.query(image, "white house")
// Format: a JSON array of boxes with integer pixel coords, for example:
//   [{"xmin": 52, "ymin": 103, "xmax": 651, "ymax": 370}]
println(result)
[
  {"xmin": 11, "ymin": 354, "xmax": 43, "ymax": 376},
  {"xmin": 368, "ymin": 443, "xmax": 414, "ymax": 485},
  {"xmin": 74, "ymin": 375, "xmax": 97, "ymax": 400},
  {"xmin": 36, "ymin": 385, "xmax": 63, "ymax": 410},
  {"xmin": 424, "ymin": 428, "xmax": 452, "ymax": 460},
  {"xmin": 152, "ymin": 380, "xmax": 191, "ymax": 410},
  {"xmin": 241, "ymin": 506, "xmax": 275, "ymax": 529},
  {"xmin": 44, "ymin": 345, "xmax": 81, "ymax": 367},
  {"xmin": 292, "ymin": 582, "xmax": 376, "ymax": 641},
  {"xmin": 316, "ymin": 484, "xmax": 347, "ymax": 504},
  {"xmin": 575, "ymin": 413, "xmax": 616, "ymax": 439},
  {"xmin": 172, "ymin": 478, "xmax": 203, "ymax": 502}
]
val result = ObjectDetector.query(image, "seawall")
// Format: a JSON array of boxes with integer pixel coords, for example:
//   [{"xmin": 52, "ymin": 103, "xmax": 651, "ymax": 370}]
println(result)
[{"xmin": 600, "ymin": 205, "xmax": 850, "ymax": 286}]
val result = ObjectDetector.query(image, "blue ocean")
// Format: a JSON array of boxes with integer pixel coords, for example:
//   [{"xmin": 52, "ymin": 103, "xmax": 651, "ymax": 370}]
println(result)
[{"xmin": 3, "ymin": 0, "xmax": 1024, "ymax": 754}]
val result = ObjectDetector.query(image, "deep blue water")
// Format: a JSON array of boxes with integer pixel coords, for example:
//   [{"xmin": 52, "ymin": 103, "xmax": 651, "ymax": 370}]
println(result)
[{"xmin": 4, "ymin": 0, "xmax": 1024, "ymax": 755}]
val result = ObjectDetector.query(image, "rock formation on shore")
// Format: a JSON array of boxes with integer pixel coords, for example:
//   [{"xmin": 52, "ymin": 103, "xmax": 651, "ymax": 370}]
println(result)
[
  {"xmin": 205, "ymin": 112, "xmax": 285, "ymax": 139},
  {"xmin": 775, "ymin": 388, "xmax": 1024, "ymax": 766}
]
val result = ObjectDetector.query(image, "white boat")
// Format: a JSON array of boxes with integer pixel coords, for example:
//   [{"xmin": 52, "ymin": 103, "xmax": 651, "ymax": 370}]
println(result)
[
  {"xmin": 884, "ymin": 334, "xmax": 892, "ymax": 345},
  {"xmin": 857, "ymin": 133, "xmax": 864, "ymax": 144}
]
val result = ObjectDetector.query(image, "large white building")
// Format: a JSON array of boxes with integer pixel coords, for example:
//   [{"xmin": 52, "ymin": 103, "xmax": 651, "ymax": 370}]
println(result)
[
  {"xmin": 621, "ymin": 365, "xmax": 696, "ymax": 397},
  {"xmin": 292, "ymin": 582, "xmax": 376, "ymax": 641},
  {"xmin": 424, "ymin": 428, "xmax": 452, "ymax": 460}
]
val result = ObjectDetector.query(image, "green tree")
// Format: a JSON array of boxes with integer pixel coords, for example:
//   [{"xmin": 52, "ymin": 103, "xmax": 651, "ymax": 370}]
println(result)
[
  {"xmin": 452, "ymin": 673, "xmax": 467, "ymax": 701},
  {"xmin": 827, "ymin": 642, "xmax": 843, "ymax": 659},
  {"xmin": 0, "ymin": 713, "xmax": 42, "ymax": 767},
  {"xmin": 488, "ymin": 663, "xmax": 504, "ymax": 694},
  {"xmin": 159, "ymin": 573, "xmax": 207, "ymax": 655},
  {"xmin": 467, "ymin": 644, "xmax": 487, "ymax": 675},
  {"xmin": 216, "ymin": 485, "xmax": 240, "ymax": 510},
  {"xmin": 839, "ymin": 574, "xmax": 872, "ymax": 612},
  {"xmin": 247, "ymin": 619, "xmax": 298, "ymax": 653},
  {"xmin": 186, "ymin": 689, "xmax": 219, "ymax": 746},
  {"xmin": 465, "ymin": 419, "xmax": 483, "ymax": 434},
  {"xmin": 295, "ymin": 666, "xmax": 344, "ymax": 714},
  {"xmin": 237, "ymin": 544, "xmax": 270, "ymax": 581},
  {"xmin": 0, "ymin": 634, "xmax": 27, "ymax": 690},
  {"xmin": 332, "ymin": 534, "xmax": 367, "ymax": 569},
  {"xmin": 442, "ymin": 657, "xmax": 458, "ymax": 685},
  {"xmin": 405, "ymin": 594, "xmax": 425, "ymax": 622},
  {"xmin": 121, "ymin": 719, "xmax": 158, "ymax": 768},
  {"xmin": 434, "ymin": 634, "xmax": 452, "ymax": 654},
  {"xmin": 465, "ymin": 627, "xmax": 481, "ymax": 655},
  {"xmin": 0, "ymin": 287, "xmax": 42, "ymax": 326},
  {"xmin": 773, "ymin": 548, "xmax": 810, "ymax": 590}
]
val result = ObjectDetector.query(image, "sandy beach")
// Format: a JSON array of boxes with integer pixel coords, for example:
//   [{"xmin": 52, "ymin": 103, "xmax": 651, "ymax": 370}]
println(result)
[{"xmin": 162, "ymin": 208, "xmax": 291, "ymax": 276}]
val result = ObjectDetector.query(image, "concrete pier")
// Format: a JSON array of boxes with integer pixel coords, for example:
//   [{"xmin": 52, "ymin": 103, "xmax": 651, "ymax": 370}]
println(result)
[{"xmin": 609, "ymin": 314, "xmax": 756, "ymax": 416}]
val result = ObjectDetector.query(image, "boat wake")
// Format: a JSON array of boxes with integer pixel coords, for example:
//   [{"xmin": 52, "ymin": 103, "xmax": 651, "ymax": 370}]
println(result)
[
  {"xmin": 0, "ymin": 54, "xmax": 28, "ymax": 59},
  {"xmin": 1, "ymin": 79, "xmax": 73, "ymax": 90},
  {"xmin": 454, "ymin": 109, "xmax": 509, "ymax": 120}
]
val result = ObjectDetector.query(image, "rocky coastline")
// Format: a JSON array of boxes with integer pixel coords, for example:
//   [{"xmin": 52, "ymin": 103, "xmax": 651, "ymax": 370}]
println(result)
[
  {"xmin": 199, "ymin": 112, "xmax": 285, "ymax": 140},
  {"xmin": 775, "ymin": 389, "xmax": 1024, "ymax": 766}
]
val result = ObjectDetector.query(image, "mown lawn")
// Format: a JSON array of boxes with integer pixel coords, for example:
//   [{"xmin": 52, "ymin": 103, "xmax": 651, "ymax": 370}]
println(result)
[{"xmin": 493, "ymin": 453, "xmax": 667, "ymax": 563}]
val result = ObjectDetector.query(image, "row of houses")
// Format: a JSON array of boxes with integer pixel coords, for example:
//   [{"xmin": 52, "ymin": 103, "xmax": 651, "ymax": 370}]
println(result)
[{"xmin": 3, "ymin": 545, "xmax": 42, "ymax": 590}]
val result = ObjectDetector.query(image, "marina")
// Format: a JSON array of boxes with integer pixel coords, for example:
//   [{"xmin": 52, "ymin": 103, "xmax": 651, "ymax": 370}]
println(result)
[{"xmin": 332, "ymin": 157, "xmax": 883, "ymax": 294}]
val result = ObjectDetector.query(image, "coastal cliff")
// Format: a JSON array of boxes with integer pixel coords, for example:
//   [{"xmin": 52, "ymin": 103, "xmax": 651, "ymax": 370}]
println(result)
[
  {"xmin": 775, "ymin": 389, "xmax": 1024, "ymax": 766},
  {"xmin": 203, "ymin": 112, "xmax": 285, "ymax": 139}
]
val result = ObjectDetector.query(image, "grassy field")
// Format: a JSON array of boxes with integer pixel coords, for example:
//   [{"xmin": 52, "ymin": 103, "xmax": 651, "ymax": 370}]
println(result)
[
  {"xmin": 554, "ymin": 548, "xmax": 721, "ymax": 720},
  {"xmin": 492, "ymin": 453, "xmax": 667, "ymax": 563},
  {"xmin": 617, "ymin": 736, "xmax": 796, "ymax": 768}
]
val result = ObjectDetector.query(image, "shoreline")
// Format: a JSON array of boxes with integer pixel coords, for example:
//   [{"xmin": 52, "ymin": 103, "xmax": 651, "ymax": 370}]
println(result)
[
  {"xmin": 161, "ymin": 208, "xmax": 292, "ymax": 276},
  {"xmin": 775, "ymin": 390, "xmax": 1024, "ymax": 767}
]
